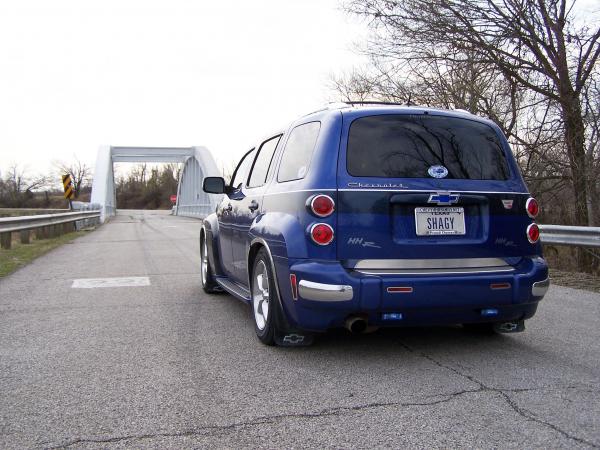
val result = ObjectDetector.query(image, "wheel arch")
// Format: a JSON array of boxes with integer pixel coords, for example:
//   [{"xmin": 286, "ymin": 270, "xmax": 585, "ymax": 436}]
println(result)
[
  {"xmin": 201, "ymin": 213, "xmax": 225, "ymax": 277},
  {"xmin": 247, "ymin": 236, "xmax": 298, "ymax": 333},
  {"xmin": 247, "ymin": 238, "xmax": 282, "ymax": 300}
]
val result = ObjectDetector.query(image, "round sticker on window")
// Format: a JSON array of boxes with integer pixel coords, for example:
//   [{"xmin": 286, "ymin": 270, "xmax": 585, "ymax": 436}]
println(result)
[{"xmin": 428, "ymin": 165, "xmax": 448, "ymax": 179}]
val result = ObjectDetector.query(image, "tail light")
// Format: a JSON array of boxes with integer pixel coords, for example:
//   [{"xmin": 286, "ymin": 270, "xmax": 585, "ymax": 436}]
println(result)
[
  {"xmin": 310, "ymin": 223, "xmax": 334, "ymax": 245},
  {"xmin": 526, "ymin": 197, "xmax": 539, "ymax": 218},
  {"xmin": 527, "ymin": 223, "xmax": 540, "ymax": 244},
  {"xmin": 309, "ymin": 194, "xmax": 335, "ymax": 217}
]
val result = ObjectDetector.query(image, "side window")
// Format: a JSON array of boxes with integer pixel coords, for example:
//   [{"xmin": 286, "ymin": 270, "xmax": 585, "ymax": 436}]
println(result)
[
  {"xmin": 247, "ymin": 135, "xmax": 281, "ymax": 188},
  {"xmin": 277, "ymin": 122, "xmax": 321, "ymax": 182},
  {"xmin": 230, "ymin": 149, "xmax": 255, "ymax": 190}
]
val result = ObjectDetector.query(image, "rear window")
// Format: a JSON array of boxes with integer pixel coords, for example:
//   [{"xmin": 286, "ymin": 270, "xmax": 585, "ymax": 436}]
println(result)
[{"xmin": 347, "ymin": 115, "xmax": 510, "ymax": 180}]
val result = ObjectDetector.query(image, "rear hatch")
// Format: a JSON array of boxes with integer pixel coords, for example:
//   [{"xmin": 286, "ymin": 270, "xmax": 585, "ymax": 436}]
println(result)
[{"xmin": 336, "ymin": 110, "xmax": 533, "ymax": 270}]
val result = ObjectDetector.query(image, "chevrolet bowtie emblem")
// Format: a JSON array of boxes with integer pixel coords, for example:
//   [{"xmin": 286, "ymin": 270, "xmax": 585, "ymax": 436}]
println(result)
[{"xmin": 428, "ymin": 192, "xmax": 460, "ymax": 205}]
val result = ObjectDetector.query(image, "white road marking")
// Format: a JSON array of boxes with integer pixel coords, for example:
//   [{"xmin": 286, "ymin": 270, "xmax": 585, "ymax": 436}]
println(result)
[{"xmin": 71, "ymin": 277, "xmax": 151, "ymax": 289}]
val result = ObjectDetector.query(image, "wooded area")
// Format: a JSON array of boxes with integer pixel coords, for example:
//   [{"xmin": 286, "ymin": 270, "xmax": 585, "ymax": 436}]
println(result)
[
  {"xmin": 0, "ymin": 162, "xmax": 180, "ymax": 210},
  {"xmin": 334, "ymin": 0, "xmax": 599, "ymax": 270},
  {"xmin": 114, "ymin": 164, "xmax": 180, "ymax": 210}
]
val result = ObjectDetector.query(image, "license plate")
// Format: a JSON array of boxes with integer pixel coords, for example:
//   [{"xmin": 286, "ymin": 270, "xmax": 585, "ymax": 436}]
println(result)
[{"xmin": 415, "ymin": 207, "xmax": 465, "ymax": 236}]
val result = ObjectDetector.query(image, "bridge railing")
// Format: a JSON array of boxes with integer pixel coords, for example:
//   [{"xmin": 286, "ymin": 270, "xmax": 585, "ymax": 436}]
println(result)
[
  {"xmin": 539, "ymin": 225, "xmax": 600, "ymax": 248},
  {"xmin": 0, "ymin": 210, "xmax": 100, "ymax": 249},
  {"xmin": 174, "ymin": 203, "xmax": 214, "ymax": 218}
]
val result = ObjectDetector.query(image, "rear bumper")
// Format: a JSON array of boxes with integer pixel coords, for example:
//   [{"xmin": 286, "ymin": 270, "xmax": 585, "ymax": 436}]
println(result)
[{"xmin": 277, "ymin": 256, "xmax": 549, "ymax": 332}]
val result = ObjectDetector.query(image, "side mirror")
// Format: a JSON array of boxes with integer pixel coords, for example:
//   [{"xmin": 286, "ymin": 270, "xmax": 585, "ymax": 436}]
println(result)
[{"xmin": 203, "ymin": 177, "xmax": 227, "ymax": 194}]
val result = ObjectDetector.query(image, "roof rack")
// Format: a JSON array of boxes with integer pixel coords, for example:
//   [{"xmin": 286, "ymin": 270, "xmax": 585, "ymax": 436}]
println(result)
[
  {"xmin": 303, "ymin": 99, "xmax": 419, "ymax": 117},
  {"xmin": 343, "ymin": 101, "xmax": 415, "ymax": 106}
]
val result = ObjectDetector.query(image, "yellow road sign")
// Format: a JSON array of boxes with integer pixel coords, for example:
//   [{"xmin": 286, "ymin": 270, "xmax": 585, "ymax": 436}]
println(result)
[{"xmin": 62, "ymin": 174, "xmax": 75, "ymax": 200}]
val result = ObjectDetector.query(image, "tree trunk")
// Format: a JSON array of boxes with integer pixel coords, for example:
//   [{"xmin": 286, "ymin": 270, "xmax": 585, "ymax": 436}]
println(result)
[
  {"xmin": 560, "ymin": 94, "xmax": 594, "ymax": 271},
  {"xmin": 586, "ymin": 140, "xmax": 598, "ymax": 227}
]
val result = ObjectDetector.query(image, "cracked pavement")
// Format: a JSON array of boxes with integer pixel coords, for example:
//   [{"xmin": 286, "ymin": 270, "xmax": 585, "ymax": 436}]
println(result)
[{"xmin": 1, "ymin": 210, "xmax": 599, "ymax": 449}]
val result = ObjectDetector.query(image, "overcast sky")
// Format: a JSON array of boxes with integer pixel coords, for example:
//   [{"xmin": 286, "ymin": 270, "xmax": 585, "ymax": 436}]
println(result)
[{"xmin": 0, "ymin": 0, "xmax": 367, "ymax": 178}]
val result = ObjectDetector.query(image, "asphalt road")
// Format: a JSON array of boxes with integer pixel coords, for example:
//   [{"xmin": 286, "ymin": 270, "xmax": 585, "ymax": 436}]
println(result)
[{"xmin": 1, "ymin": 210, "xmax": 599, "ymax": 449}]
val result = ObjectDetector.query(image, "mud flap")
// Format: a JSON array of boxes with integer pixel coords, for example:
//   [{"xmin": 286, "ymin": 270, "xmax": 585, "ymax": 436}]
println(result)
[
  {"xmin": 272, "ymin": 292, "xmax": 314, "ymax": 347},
  {"xmin": 493, "ymin": 320, "xmax": 525, "ymax": 333}
]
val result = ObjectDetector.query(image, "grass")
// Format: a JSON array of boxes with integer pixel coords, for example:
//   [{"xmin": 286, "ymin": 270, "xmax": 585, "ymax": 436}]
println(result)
[{"xmin": 0, "ymin": 230, "xmax": 90, "ymax": 278}]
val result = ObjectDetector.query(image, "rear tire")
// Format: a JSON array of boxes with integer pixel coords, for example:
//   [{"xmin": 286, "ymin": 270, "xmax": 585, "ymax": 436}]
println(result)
[
  {"xmin": 251, "ymin": 248, "xmax": 280, "ymax": 345},
  {"xmin": 200, "ymin": 232, "xmax": 220, "ymax": 294}
]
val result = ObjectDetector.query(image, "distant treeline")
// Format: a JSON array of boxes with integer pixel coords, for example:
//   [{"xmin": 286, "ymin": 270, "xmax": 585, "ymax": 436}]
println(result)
[
  {"xmin": 115, "ymin": 164, "xmax": 180, "ymax": 210},
  {"xmin": 0, "ymin": 162, "xmax": 180, "ymax": 210},
  {"xmin": 0, "ymin": 165, "xmax": 82, "ymax": 209}
]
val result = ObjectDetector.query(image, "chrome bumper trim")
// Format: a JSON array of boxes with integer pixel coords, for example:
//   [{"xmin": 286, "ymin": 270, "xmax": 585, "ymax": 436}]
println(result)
[
  {"xmin": 353, "ymin": 257, "xmax": 510, "ymax": 270},
  {"xmin": 298, "ymin": 280, "xmax": 353, "ymax": 302},
  {"xmin": 355, "ymin": 267, "xmax": 515, "ymax": 275},
  {"xmin": 532, "ymin": 277, "xmax": 550, "ymax": 297}
]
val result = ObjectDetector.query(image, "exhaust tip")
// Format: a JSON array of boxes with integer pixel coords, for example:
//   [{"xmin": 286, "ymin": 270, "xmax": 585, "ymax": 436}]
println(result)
[{"xmin": 345, "ymin": 316, "xmax": 368, "ymax": 334}]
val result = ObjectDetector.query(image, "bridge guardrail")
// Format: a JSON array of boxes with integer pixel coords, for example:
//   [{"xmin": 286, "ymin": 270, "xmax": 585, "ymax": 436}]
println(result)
[
  {"xmin": 539, "ymin": 225, "xmax": 600, "ymax": 248},
  {"xmin": 0, "ymin": 210, "xmax": 100, "ymax": 249}
]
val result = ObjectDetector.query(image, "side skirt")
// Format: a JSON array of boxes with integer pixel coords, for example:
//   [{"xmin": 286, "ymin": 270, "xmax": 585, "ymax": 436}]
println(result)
[{"xmin": 216, "ymin": 277, "xmax": 251, "ymax": 303}]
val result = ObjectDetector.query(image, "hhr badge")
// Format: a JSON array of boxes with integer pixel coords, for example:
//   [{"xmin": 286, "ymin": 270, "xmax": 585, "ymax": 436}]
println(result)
[{"xmin": 347, "ymin": 237, "xmax": 381, "ymax": 248}]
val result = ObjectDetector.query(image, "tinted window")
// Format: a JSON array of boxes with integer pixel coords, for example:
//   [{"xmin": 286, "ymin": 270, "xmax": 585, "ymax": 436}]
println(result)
[
  {"xmin": 278, "ymin": 122, "xmax": 321, "ymax": 182},
  {"xmin": 231, "ymin": 149, "xmax": 255, "ymax": 189},
  {"xmin": 347, "ymin": 115, "xmax": 510, "ymax": 180},
  {"xmin": 248, "ymin": 135, "xmax": 281, "ymax": 188}
]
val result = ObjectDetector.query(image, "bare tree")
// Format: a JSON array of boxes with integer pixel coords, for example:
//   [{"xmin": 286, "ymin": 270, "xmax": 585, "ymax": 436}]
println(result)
[
  {"xmin": 341, "ymin": 0, "xmax": 599, "ymax": 269},
  {"xmin": 581, "ymin": 78, "xmax": 600, "ymax": 225},
  {"xmin": 346, "ymin": 0, "xmax": 599, "ymax": 222},
  {"xmin": 0, "ymin": 165, "xmax": 49, "ymax": 207},
  {"xmin": 5, "ymin": 165, "xmax": 48, "ymax": 193},
  {"xmin": 331, "ymin": 67, "xmax": 380, "ymax": 102}
]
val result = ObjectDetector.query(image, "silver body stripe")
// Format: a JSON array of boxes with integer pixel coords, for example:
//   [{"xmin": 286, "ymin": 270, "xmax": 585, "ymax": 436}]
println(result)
[
  {"xmin": 338, "ymin": 189, "xmax": 529, "ymax": 195},
  {"xmin": 262, "ymin": 189, "xmax": 335, "ymax": 196},
  {"xmin": 262, "ymin": 189, "xmax": 528, "ymax": 196}
]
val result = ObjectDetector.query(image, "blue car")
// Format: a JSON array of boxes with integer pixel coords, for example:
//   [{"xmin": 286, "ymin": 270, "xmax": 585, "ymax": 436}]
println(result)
[{"xmin": 201, "ymin": 104, "xmax": 549, "ymax": 346}]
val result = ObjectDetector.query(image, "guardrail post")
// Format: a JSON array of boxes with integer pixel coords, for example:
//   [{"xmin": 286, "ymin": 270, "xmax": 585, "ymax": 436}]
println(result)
[
  {"xmin": 1, "ymin": 232, "xmax": 11, "ymax": 249},
  {"xmin": 37, "ymin": 227, "xmax": 49, "ymax": 240},
  {"xmin": 20, "ymin": 230, "xmax": 31, "ymax": 244}
]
